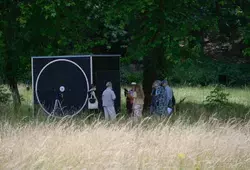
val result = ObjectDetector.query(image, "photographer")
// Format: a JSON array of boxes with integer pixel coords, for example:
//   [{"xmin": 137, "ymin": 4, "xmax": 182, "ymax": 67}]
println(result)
[
  {"xmin": 88, "ymin": 84, "xmax": 98, "ymax": 111},
  {"xmin": 124, "ymin": 82, "xmax": 136, "ymax": 115}
]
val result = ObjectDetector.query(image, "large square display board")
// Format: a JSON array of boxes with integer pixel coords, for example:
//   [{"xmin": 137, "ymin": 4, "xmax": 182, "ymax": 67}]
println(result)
[{"xmin": 32, "ymin": 55, "xmax": 121, "ymax": 117}]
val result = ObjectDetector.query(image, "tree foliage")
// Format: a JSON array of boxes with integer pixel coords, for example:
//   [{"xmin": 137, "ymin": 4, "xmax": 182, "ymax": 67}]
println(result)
[{"xmin": 0, "ymin": 0, "xmax": 250, "ymax": 110}]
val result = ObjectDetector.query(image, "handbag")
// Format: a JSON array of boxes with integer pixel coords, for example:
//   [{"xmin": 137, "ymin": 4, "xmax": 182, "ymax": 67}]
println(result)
[{"xmin": 88, "ymin": 93, "xmax": 98, "ymax": 109}]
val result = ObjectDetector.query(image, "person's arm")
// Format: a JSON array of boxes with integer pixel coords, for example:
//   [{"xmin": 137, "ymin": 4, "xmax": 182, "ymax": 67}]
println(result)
[
  {"xmin": 133, "ymin": 92, "xmax": 137, "ymax": 99},
  {"xmin": 91, "ymin": 91, "xmax": 97, "ymax": 99},
  {"xmin": 124, "ymin": 88, "xmax": 128, "ymax": 97},
  {"xmin": 151, "ymin": 89, "xmax": 155, "ymax": 96},
  {"xmin": 111, "ymin": 90, "xmax": 116, "ymax": 100},
  {"xmin": 155, "ymin": 88, "xmax": 160, "ymax": 96}
]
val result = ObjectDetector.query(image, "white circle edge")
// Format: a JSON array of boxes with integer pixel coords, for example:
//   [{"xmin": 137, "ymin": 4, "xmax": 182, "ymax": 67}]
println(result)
[{"xmin": 35, "ymin": 59, "xmax": 89, "ymax": 117}]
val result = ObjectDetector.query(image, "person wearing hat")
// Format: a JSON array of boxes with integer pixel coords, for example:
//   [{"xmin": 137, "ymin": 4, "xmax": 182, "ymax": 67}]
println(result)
[
  {"xmin": 124, "ymin": 82, "xmax": 136, "ymax": 115},
  {"xmin": 102, "ymin": 82, "xmax": 116, "ymax": 120}
]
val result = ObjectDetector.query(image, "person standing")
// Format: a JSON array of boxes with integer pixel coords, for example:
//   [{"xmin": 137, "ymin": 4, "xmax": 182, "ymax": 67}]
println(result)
[
  {"xmin": 88, "ymin": 84, "xmax": 99, "ymax": 112},
  {"xmin": 150, "ymin": 80, "xmax": 166, "ymax": 115},
  {"xmin": 150, "ymin": 80, "xmax": 160, "ymax": 114},
  {"xmin": 89, "ymin": 84, "xmax": 97, "ymax": 99},
  {"xmin": 151, "ymin": 80, "xmax": 168, "ymax": 115},
  {"xmin": 162, "ymin": 80, "xmax": 174, "ymax": 115},
  {"xmin": 132, "ymin": 84, "xmax": 144, "ymax": 121},
  {"xmin": 102, "ymin": 82, "xmax": 116, "ymax": 120},
  {"xmin": 124, "ymin": 82, "xmax": 136, "ymax": 115}
]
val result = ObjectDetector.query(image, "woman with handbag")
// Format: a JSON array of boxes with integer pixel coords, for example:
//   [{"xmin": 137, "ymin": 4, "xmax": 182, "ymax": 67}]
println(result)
[{"xmin": 88, "ymin": 84, "xmax": 99, "ymax": 111}]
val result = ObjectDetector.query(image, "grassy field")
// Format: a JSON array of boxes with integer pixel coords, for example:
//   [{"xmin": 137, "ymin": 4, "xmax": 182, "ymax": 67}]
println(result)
[
  {"xmin": 0, "ymin": 118, "xmax": 250, "ymax": 169},
  {"xmin": 174, "ymin": 86, "xmax": 250, "ymax": 106},
  {"xmin": 17, "ymin": 84, "xmax": 250, "ymax": 109},
  {"xmin": 0, "ymin": 85, "xmax": 250, "ymax": 169}
]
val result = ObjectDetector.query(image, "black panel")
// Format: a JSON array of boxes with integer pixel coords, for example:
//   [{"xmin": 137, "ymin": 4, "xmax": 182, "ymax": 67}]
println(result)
[
  {"xmin": 32, "ymin": 55, "xmax": 120, "ymax": 117},
  {"xmin": 93, "ymin": 56, "xmax": 119, "ymax": 71},
  {"xmin": 95, "ymin": 71, "xmax": 121, "ymax": 112},
  {"xmin": 92, "ymin": 56, "xmax": 121, "ymax": 111},
  {"xmin": 32, "ymin": 56, "xmax": 91, "ymax": 116}
]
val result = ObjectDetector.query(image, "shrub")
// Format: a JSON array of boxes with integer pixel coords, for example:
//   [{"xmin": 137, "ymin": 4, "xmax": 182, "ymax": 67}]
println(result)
[
  {"xmin": 168, "ymin": 58, "xmax": 250, "ymax": 86},
  {"xmin": 204, "ymin": 85, "xmax": 230, "ymax": 105},
  {"xmin": 0, "ymin": 85, "xmax": 10, "ymax": 104},
  {"xmin": 120, "ymin": 64, "xmax": 143, "ymax": 85}
]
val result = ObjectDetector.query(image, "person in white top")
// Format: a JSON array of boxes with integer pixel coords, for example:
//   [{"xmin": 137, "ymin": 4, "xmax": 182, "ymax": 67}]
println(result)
[
  {"xmin": 132, "ymin": 84, "xmax": 145, "ymax": 121},
  {"xmin": 88, "ymin": 84, "xmax": 99, "ymax": 111},
  {"xmin": 89, "ymin": 84, "xmax": 97, "ymax": 99},
  {"xmin": 102, "ymin": 82, "xmax": 116, "ymax": 120}
]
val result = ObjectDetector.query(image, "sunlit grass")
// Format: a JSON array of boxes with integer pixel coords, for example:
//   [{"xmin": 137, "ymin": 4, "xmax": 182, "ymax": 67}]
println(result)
[
  {"xmin": 17, "ymin": 84, "xmax": 250, "ymax": 107},
  {"xmin": 173, "ymin": 86, "xmax": 250, "ymax": 107},
  {"xmin": 0, "ymin": 118, "xmax": 249, "ymax": 169},
  {"xmin": 0, "ymin": 85, "xmax": 249, "ymax": 169}
]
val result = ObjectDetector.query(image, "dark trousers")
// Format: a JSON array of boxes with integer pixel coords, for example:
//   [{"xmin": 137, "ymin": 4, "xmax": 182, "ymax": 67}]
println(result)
[{"xmin": 126, "ymin": 102, "xmax": 133, "ymax": 115}]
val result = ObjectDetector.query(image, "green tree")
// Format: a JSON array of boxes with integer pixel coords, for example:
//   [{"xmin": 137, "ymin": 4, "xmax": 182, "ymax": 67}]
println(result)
[
  {"xmin": 1, "ymin": 0, "xmax": 250, "ymax": 112},
  {"xmin": 1, "ymin": 1, "xmax": 23, "ymax": 110},
  {"xmin": 104, "ymin": 0, "xmax": 218, "ymax": 107},
  {"xmin": 1, "ymin": 0, "xmax": 128, "ymax": 110}
]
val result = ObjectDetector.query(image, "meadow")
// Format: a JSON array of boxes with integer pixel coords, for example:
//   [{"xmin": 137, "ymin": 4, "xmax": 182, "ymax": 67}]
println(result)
[{"xmin": 0, "ymin": 85, "xmax": 250, "ymax": 169}]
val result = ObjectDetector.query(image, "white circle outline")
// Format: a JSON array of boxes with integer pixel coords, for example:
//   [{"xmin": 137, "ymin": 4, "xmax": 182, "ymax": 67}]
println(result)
[{"xmin": 35, "ymin": 59, "xmax": 89, "ymax": 117}]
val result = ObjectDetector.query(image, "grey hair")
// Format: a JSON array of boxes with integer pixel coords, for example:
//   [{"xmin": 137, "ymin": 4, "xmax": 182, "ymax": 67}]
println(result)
[
  {"xmin": 106, "ymin": 82, "xmax": 112, "ymax": 87},
  {"xmin": 153, "ymin": 80, "xmax": 161, "ymax": 87}
]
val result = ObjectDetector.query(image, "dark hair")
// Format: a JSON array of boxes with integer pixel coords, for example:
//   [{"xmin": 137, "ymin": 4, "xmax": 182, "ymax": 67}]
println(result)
[{"xmin": 161, "ymin": 80, "xmax": 168, "ymax": 86}]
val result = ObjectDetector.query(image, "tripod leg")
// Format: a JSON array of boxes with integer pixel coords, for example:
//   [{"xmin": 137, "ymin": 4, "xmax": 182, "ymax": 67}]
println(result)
[
  {"xmin": 51, "ymin": 99, "xmax": 58, "ymax": 116},
  {"xmin": 57, "ymin": 100, "xmax": 64, "ymax": 116},
  {"xmin": 52, "ymin": 100, "xmax": 62, "ymax": 115}
]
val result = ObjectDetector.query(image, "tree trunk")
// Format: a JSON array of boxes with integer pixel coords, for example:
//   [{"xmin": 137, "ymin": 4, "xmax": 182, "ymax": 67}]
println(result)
[
  {"xmin": 142, "ymin": 54, "xmax": 156, "ymax": 111},
  {"xmin": 2, "ymin": 2, "xmax": 21, "ymax": 112},
  {"xmin": 143, "ymin": 43, "xmax": 166, "ymax": 112},
  {"xmin": 9, "ymin": 81, "xmax": 21, "ymax": 112},
  {"xmin": 4, "ymin": 51, "xmax": 21, "ymax": 111}
]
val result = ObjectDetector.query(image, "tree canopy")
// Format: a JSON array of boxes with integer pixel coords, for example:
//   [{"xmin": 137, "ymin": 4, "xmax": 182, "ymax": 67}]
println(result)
[{"xmin": 0, "ymin": 0, "xmax": 250, "ymax": 109}]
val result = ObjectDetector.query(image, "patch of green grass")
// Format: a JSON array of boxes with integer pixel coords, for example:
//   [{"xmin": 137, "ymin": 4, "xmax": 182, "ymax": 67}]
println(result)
[
  {"xmin": 1, "ymin": 84, "xmax": 250, "ymax": 122},
  {"xmin": 172, "ymin": 86, "xmax": 250, "ymax": 122},
  {"xmin": 18, "ymin": 84, "xmax": 32, "ymax": 105},
  {"xmin": 174, "ymin": 86, "xmax": 250, "ymax": 107}
]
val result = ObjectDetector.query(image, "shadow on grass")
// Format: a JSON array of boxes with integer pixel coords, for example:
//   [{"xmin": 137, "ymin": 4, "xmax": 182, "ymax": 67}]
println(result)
[
  {"xmin": 1, "ymin": 101, "xmax": 250, "ymax": 125},
  {"xmin": 172, "ymin": 101, "xmax": 250, "ymax": 123}
]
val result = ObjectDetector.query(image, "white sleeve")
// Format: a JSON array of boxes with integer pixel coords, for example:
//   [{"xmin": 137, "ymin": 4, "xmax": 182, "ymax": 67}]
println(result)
[
  {"xmin": 91, "ymin": 91, "xmax": 97, "ymax": 99},
  {"xmin": 111, "ymin": 90, "xmax": 116, "ymax": 100}
]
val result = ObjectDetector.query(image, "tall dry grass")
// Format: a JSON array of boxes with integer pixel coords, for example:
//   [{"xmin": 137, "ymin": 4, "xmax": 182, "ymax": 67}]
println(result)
[{"xmin": 0, "ymin": 118, "xmax": 249, "ymax": 170}]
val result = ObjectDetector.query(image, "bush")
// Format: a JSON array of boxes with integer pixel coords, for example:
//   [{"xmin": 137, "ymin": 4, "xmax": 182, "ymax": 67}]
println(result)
[
  {"xmin": 168, "ymin": 58, "xmax": 217, "ymax": 86},
  {"xmin": 0, "ymin": 85, "xmax": 10, "ymax": 104},
  {"xmin": 204, "ymin": 85, "xmax": 230, "ymax": 105},
  {"xmin": 120, "ymin": 64, "xmax": 143, "ymax": 85}
]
